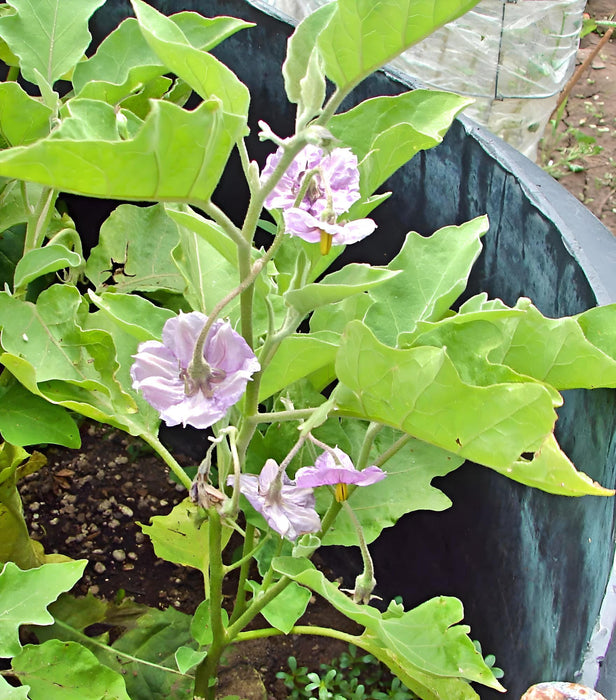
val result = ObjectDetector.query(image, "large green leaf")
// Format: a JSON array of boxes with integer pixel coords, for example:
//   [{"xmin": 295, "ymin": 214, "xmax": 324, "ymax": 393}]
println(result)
[
  {"xmin": 317, "ymin": 0, "xmax": 481, "ymax": 92},
  {"xmin": 0, "ymin": 98, "xmax": 246, "ymax": 203},
  {"xmin": 0, "ymin": 377, "xmax": 79, "ymax": 447},
  {"xmin": 330, "ymin": 90, "xmax": 473, "ymax": 197},
  {"xmin": 130, "ymin": 0, "xmax": 250, "ymax": 117},
  {"xmin": 365, "ymin": 217, "xmax": 489, "ymax": 345},
  {"xmin": 487, "ymin": 298, "xmax": 616, "ymax": 390},
  {"xmin": 12, "ymin": 640, "xmax": 130, "ymax": 700},
  {"xmin": 273, "ymin": 557, "xmax": 503, "ymax": 694},
  {"xmin": 321, "ymin": 428, "xmax": 463, "ymax": 545},
  {"xmin": 0, "ymin": 0, "xmax": 105, "ymax": 87},
  {"xmin": 0, "ymin": 560, "xmax": 86, "ymax": 657},
  {"xmin": 85, "ymin": 204, "xmax": 183, "ymax": 293},
  {"xmin": 334, "ymin": 321, "xmax": 557, "ymax": 469},
  {"xmin": 0, "ymin": 82, "xmax": 52, "ymax": 146}
]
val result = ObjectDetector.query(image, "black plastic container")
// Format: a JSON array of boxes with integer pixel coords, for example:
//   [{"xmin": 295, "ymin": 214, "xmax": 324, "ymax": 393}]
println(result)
[{"xmin": 90, "ymin": 2, "xmax": 616, "ymax": 698}]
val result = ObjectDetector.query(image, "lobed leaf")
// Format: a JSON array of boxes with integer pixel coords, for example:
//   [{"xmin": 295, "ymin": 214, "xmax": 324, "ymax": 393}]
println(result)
[
  {"xmin": 0, "ymin": 0, "xmax": 105, "ymax": 87},
  {"xmin": 334, "ymin": 321, "xmax": 557, "ymax": 469},
  {"xmin": 272, "ymin": 557, "xmax": 503, "ymax": 693},
  {"xmin": 0, "ymin": 98, "xmax": 246, "ymax": 203},
  {"xmin": 364, "ymin": 216, "xmax": 489, "ymax": 345},
  {"xmin": 0, "ymin": 560, "xmax": 86, "ymax": 657}
]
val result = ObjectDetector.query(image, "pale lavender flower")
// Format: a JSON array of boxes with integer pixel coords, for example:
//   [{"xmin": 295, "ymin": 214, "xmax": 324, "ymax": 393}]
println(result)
[
  {"xmin": 130, "ymin": 312, "xmax": 259, "ymax": 429},
  {"xmin": 230, "ymin": 459, "xmax": 321, "ymax": 541},
  {"xmin": 295, "ymin": 447, "xmax": 386, "ymax": 502},
  {"xmin": 261, "ymin": 144, "xmax": 376, "ymax": 252}
]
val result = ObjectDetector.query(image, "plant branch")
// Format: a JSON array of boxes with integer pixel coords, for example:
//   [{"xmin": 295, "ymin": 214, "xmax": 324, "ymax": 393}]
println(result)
[{"xmin": 140, "ymin": 433, "xmax": 192, "ymax": 490}]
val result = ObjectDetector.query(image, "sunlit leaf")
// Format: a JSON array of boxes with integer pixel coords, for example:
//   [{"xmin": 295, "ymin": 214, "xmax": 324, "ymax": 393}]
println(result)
[
  {"xmin": 317, "ymin": 0, "xmax": 481, "ymax": 92},
  {"xmin": 0, "ymin": 0, "xmax": 105, "ymax": 87},
  {"xmin": 334, "ymin": 321, "xmax": 557, "ymax": 469},
  {"xmin": 330, "ymin": 90, "xmax": 473, "ymax": 196},
  {"xmin": 13, "ymin": 244, "xmax": 82, "ymax": 291},
  {"xmin": 0, "ymin": 82, "xmax": 52, "ymax": 146},
  {"xmin": 365, "ymin": 217, "xmax": 489, "ymax": 345},
  {"xmin": 246, "ymin": 579, "xmax": 311, "ymax": 634},
  {"xmin": 0, "ymin": 99, "xmax": 246, "ymax": 203}
]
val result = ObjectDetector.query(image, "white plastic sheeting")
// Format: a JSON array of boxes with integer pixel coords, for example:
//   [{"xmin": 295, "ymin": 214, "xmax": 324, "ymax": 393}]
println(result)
[{"xmin": 261, "ymin": 0, "xmax": 586, "ymax": 160}]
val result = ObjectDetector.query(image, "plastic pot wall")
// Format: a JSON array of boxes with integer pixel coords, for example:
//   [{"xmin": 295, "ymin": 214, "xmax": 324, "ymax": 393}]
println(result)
[{"xmin": 89, "ymin": 2, "xmax": 616, "ymax": 698}]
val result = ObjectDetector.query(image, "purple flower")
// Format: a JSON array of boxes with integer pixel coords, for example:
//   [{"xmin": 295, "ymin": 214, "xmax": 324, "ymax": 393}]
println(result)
[
  {"xmin": 230, "ymin": 459, "xmax": 321, "ymax": 541},
  {"xmin": 130, "ymin": 312, "xmax": 259, "ymax": 429},
  {"xmin": 295, "ymin": 448, "xmax": 386, "ymax": 502},
  {"xmin": 261, "ymin": 144, "xmax": 376, "ymax": 253}
]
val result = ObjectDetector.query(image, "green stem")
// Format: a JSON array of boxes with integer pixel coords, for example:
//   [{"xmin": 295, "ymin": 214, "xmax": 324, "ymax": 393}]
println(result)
[
  {"xmin": 23, "ymin": 186, "xmax": 57, "ymax": 254},
  {"xmin": 374, "ymin": 433, "xmax": 412, "ymax": 468},
  {"xmin": 234, "ymin": 624, "xmax": 362, "ymax": 646},
  {"xmin": 226, "ymin": 574, "xmax": 292, "ymax": 641},
  {"xmin": 199, "ymin": 200, "xmax": 246, "ymax": 249},
  {"xmin": 228, "ymin": 522, "xmax": 256, "ymax": 623},
  {"xmin": 140, "ymin": 433, "xmax": 192, "ymax": 490},
  {"xmin": 194, "ymin": 508, "xmax": 228, "ymax": 700},
  {"xmin": 356, "ymin": 422, "xmax": 381, "ymax": 470}
]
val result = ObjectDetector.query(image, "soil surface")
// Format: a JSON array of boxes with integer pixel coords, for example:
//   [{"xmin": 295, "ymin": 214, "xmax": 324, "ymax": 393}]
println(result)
[
  {"xmin": 540, "ymin": 0, "xmax": 616, "ymax": 236},
  {"xmin": 19, "ymin": 422, "xmax": 357, "ymax": 699}
]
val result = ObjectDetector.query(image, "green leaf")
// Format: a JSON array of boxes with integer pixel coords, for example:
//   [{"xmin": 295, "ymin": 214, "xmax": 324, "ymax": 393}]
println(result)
[
  {"xmin": 334, "ymin": 321, "xmax": 557, "ymax": 469},
  {"xmin": 85, "ymin": 204, "xmax": 183, "ymax": 293},
  {"xmin": 0, "ymin": 377, "xmax": 80, "ymax": 447},
  {"xmin": 330, "ymin": 90, "xmax": 473, "ymax": 197},
  {"xmin": 140, "ymin": 499, "xmax": 232, "ymax": 582},
  {"xmin": 272, "ymin": 557, "xmax": 503, "ymax": 693},
  {"xmin": 103, "ymin": 607, "xmax": 194, "ymax": 700},
  {"xmin": 491, "ymin": 433, "xmax": 614, "ymax": 496},
  {"xmin": 365, "ymin": 216, "xmax": 489, "ymax": 345},
  {"xmin": 487, "ymin": 298, "xmax": 616, "ymax": 390},
  {"xmin": 285, "ymin": 263, "xmax": 400, "ymax": 318},
  {"xmin": 321, "ymin": 428, "xmax": 462, "ymax": 545},
  {"xmin": 0, "ymin": 82, "xmax": 52, "ymax": 146},
  {"xmin": 175, "ymin": 645, "xmax": 206, "ymax": 674},
  {"xmin": 0, "ymin": 560, "xmax": 86, "ymax": 657},
  {"xmin": 12, "ymin": 640, "xmax": 130, "ymax": 700},
  {"xmin": 259, "ymin": 333, "xmax": 339, "ymax": 402},
  {"xmin": 172, "ymin": 226, "xmax": 238, "ymax": 315},
  {"xmin": 246, "ymin": 579, "xmax": 311, "ymax": 634},
  {"xmin": 317, "ymin": 0, "xmax": 481, "ymax": 92},
  {"xmin": 283, "ymin": 4, "xmax": 337, "ymax": 126},
  {"xmin": 0, "ymin": 98, "xmax": 246, "ymax": 203},
  {"xmin": 0, "ymin": 0, "xmax": 105, "ymax": 87},
  {"xmin": 130, "ymin": 0, "xmax": 250, "ymax": 117},
  {"xmin": 87, "ymin": 291, "xmax": 174, "ymax": 343},
  {"xmin": 0, "ymin": 675, "xmax": 29, "ymax": 699},
  {"xmin": 13, "ymin": 244, "xmax": 82, "ymax": 290},
  {"xmin": 283, "ymin": 4, "xmax": 337, "ymax": 106}
]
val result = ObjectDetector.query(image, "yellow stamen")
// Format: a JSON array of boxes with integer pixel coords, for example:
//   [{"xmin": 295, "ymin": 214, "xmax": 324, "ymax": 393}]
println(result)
[
  {"xmin": 335, "ymin": 482, "xmax": 349, "ymax": 502},
  {"xmin": 319, "ymin": 231, "xmax": 333, "ymax": 255}
]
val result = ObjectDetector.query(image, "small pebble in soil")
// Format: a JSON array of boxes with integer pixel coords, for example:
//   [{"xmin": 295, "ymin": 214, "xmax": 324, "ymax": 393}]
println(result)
[
  {"xmin": 94, "ymin": 562, "xmax": 106, "ymax": 574},
  {"xmin": 112, "ymin": 549, "xmax": 126, "ymax": 562}
]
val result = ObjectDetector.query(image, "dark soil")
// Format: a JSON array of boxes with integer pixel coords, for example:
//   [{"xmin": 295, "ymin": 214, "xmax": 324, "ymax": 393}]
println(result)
[{"xmin": 19, "ymin": 422, "xmax": 357, "ymax": 699}]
